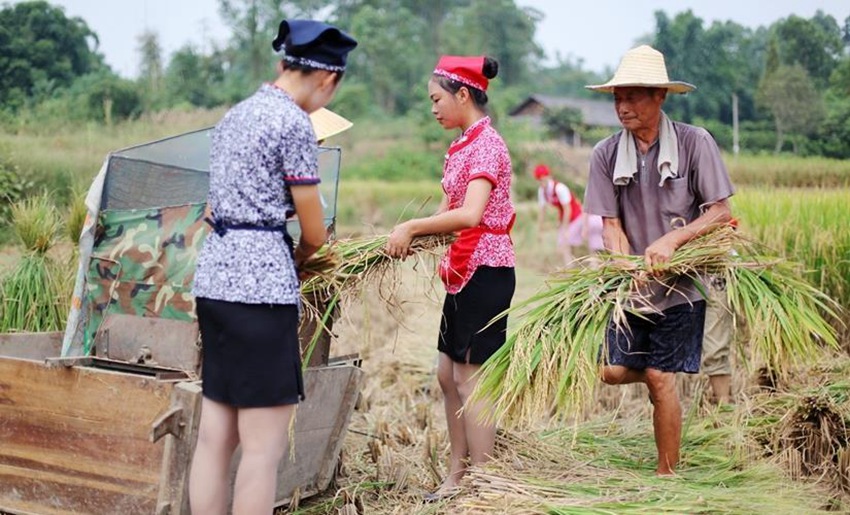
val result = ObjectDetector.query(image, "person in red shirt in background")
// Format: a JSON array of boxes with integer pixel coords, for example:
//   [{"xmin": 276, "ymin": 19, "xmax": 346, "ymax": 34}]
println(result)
[{"xmin": 534, "ymin": 164, "xmax": 604, "ymax": 266}]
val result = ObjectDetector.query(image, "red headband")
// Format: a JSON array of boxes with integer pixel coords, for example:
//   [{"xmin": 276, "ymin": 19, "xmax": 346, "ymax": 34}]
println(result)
[
  {"xmin": 534, "ymin": 164, "xmax": 550, "ymax": 179},
  {"xmin": 433, "ymin": 55, "xmax": 489, "ymax": 92}
]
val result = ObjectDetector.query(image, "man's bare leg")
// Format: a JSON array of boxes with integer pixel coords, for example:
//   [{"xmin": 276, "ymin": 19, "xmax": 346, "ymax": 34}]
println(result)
[
  {"xmin": 708, "ymin": 373, "xmax": 732, "ymax": 405},
  {"xmin": 645, "ymin": 368, "xmax": 681, "ymax": 475}
]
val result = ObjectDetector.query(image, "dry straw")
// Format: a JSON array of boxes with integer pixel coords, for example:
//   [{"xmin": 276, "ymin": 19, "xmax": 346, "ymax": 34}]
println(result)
[
  {"xmin": 472, "ymin": 226, "xmax": 843, "ymax": 427},
  {"xmin": 455, "ymin": 418, "xmax": 830, "ymax": 514},
  {"xmin": 299, "ymin": 233, "xmax": 453, "ymax": 367}
]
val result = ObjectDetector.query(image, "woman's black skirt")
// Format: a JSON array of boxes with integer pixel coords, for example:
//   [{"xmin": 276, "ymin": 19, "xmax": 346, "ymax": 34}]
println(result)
[
  {"xmin": 196, "ymin": 297, "xmax": 304, "ymax": 407},
  {"xmin": 438, "ymin": 266, "xmax": 516, "ymax": 364}
]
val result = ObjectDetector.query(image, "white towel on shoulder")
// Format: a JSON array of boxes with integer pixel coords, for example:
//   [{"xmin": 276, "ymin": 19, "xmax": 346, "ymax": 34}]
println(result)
[{"xmin": 612, "ymin": 112, "xmax": 679, "ymax": 187}]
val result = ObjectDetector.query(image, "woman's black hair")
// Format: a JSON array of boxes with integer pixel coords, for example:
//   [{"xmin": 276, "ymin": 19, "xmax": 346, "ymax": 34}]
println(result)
[
  {"xmin": 434, "ymin": 56, "xmax": 499, "ymax": 108},
  {"xmin": 281, "ymin": 59, "xmax": 345, "ymax": 84}
]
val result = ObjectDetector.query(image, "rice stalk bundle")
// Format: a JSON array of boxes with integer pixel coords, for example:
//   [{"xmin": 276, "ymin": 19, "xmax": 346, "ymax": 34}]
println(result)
[
  {"xmin": 0, "ymin": 194, "xmax": 71, "ymax": 332},
  {"xmin": 10, "ymin": 193, "xmax": 60, "ymax": 255},
  {"xmin": 301, "ymin": 233, "xmax": 452, "ymax": 297},
  {"xmin": 0, "ymin": 255, "xmax": 68, "ymax": 332},
  {"xmin": 299, "ymin": 233, "xmax": 452, "ymax": 367},
  {"xmin": 473, "ymin": 227, "xmax": 842, "ymax": 427},
  {"xmin": 743, "ymin": 365, "xmax": 850, "ymax": 497},
  {"xmin": 65, "ymin": 189, "xmax": 88, "ymax": 245}
]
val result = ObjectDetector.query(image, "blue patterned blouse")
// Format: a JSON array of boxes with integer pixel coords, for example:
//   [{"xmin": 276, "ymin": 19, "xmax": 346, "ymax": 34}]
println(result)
[{"xmin": 193, "ymin": 83, "xmax": 320, "ymax": 305}]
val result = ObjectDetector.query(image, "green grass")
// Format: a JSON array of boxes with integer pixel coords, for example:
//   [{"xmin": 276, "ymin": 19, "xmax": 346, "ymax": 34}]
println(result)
[
  {"xmin": 726, "ymin": 154, "xmax": 850, "ymax": 188},
  {"xmin": 0, "ymin": 108, "xmax": 225, "ymax": 205},
  {"xmin": 457, "ymin": 414, "xmax": 834, "ymax": 514},
  {"xmin": 732, "ymin": 187, "xmax": 850, "ymax": 309},
  {"xmin": 336, "ymin": 180, "xmax": 443, "ymax": 232}
]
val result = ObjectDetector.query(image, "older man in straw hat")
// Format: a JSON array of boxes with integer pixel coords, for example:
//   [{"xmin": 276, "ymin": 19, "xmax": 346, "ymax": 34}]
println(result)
[{"xmin": 583, "ymin": 45, "xmax": 735, "ymax": 475}]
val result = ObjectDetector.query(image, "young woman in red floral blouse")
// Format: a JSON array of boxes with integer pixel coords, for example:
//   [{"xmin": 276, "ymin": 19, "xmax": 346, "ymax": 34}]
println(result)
[{"xmin": 387, "ymin": 55, "xmax": 516, "ymax": 501}]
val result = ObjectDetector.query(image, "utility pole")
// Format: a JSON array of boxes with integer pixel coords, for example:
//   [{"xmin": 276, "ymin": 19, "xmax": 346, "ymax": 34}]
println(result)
[{"xmin": 732, "ymin": 92, "xmax": 740, "ymax": 156}]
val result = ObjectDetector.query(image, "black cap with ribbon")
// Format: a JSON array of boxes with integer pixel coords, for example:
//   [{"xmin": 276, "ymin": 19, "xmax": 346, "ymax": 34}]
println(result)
[{"xmin": 272, "ymin": 19, "xmax": 358, "ymax": 73}]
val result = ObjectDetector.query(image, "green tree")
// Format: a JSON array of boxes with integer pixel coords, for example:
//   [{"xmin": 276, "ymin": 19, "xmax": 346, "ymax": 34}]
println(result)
[
  {"xmin": 543, "ymin": 106, "xmax": 583, "ymax": 143},
  {"xmin": 441, "ymin": 0, "xmax": 543, "ymax": 86},
  {"xmin": 335, "ymin": 0, "xmax": 470, "ymax": 51},
  {"xmin": 829, "ymin": 57, "xmax": 850, "ymax": 97},
  {"xmin": 218, "ymin": 0, "xmax": 326, "ymax": 93},
  {"xmin": 534, "ymin": 55, "xmax": 604, "ymax": 98},
  {"xmin": 137, "ymin": 30, "xmax": 164, "ymax": 110},
  {"xmin": 653, "ymin": 10, "xmax": 766, "ymax": 124},
  {"xmin": 164, "ymin": 45, "xmax": 228, "ymax": 108},
  {"xmin": 813, "ymin": 93, "xmax": 850, "ymax": 158},
  {"xmin": 346, "ymin": 4, "xmax": 430, "ymax": 114},
  {"xmin": 0, "ymin": 1, "xmax": 103, "ymax": 110},
  {"xmin": 756, "ymin": 63, "xmax": 823, "ymax": 154},
  {"xmin": 773, "ymin": 13, "xmax": 843, "ymax": 88}
]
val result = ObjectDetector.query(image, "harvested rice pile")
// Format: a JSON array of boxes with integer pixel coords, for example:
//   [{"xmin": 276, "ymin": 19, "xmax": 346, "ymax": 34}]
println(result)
[
  {"xmin": 298, "ymin": 233, "xmax": 452, "ymax": 366},
  {"xmin": 473, "ymin": 226, "xmax": 843, "ymax": 427}
]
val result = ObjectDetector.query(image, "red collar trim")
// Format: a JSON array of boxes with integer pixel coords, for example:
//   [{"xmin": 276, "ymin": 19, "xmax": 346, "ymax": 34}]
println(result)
[{"xmin": 446, "ymin": 117, "xmax": 490, "ymax": 157}]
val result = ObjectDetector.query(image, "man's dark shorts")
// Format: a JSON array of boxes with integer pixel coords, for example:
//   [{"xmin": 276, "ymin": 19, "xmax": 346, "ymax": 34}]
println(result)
[{"xmin": 604, "ymin": 301, "xmax": 707, "ymax": 373}]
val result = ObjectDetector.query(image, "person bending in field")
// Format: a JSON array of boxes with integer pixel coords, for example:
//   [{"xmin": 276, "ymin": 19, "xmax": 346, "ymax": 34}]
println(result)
[
  {"xmin": 583, "ymin": 45, "xmax": 735, "ymax": 476},
  {"xmin": 533, "ymin": 163, "xmax": 604, "ymax": 266},
  {"xmin": 386, "ymin": 55, "xmax": 515, "ymax": 501}
]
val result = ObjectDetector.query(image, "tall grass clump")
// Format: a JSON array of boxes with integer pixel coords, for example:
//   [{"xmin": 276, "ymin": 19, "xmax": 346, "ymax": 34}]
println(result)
[
  {"xmin": 65, "ymin": 186, "xmax": 88, "ymax": 245},
  {"xmin": 472, "ymin": 227, "xmax": 842, "ymax": 426},
  {"xmin": 0, "ymin": 194, "xmax": 69, "ymax": 332},
  {"xmin": 734, "ymin": 187, "xmax": 850, "ymax": 311}
]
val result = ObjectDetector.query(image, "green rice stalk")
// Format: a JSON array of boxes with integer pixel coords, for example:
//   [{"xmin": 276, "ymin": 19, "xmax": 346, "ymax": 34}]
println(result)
[
  {"xmin": 458, "ymin": 417, "xmax": 831, "ymax": 514},
  {"xmin": 10, "ymin": 193, "xmax": 60, "ymax": 254},
  {"xmin": 0, "ymin": 254, "xmax": 67, "ymax": 332},
  {"xmin": 299, "ymin": 233, "xmax": 452, "ymax": 369},
  {"xmin": 472, "ymin": 227, "xmax": 843, "ymax": 427},
  {"xmin": 65, "ymin": 189, "xmax": 88, "ymax": 245}
]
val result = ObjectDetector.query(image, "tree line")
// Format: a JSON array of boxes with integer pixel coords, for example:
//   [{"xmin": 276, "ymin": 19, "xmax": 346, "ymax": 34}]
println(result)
[{"xmin": 1, "ymin": 0, "xmax": 849, "ymax": 157}]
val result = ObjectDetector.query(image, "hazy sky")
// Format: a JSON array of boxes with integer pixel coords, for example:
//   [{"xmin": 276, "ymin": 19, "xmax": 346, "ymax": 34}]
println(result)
[{"xmin": 30, "ymin": 0, "xmax": 850, "ymax": 78}]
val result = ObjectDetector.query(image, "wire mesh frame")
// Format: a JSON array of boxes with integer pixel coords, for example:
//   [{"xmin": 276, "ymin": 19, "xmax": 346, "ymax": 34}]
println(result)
[{"xmin": 101, "ymin": 127, "xmax": 343, "ymax": 234}]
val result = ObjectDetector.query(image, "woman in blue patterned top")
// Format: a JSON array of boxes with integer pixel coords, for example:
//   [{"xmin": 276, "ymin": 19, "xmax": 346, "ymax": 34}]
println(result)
[{"xmin": 189, "ymin": 19, "xmax": 356, "ymax": 515}]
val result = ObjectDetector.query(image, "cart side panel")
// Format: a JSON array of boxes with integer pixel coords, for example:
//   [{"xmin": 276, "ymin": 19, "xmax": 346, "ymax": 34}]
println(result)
[
  {"xmin": 275, "ymin": 364, "xmax": 364, "ymax": 505},
  {"xmin": 0, "ymin": 332, "xmax": 63, "ymax": 361},
  {"xmin": 154, "ymin": 365, "xmax": 364, "ymax": 514},
  {"xmin": 0, "ymin": 358, "xmax": 172, "ymax": 515}
]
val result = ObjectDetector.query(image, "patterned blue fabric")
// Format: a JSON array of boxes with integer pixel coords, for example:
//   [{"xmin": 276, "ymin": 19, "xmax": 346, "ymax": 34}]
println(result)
[
  {"xmin": 604, "ymin": 301, "xmax": 707, "ymax": 373},
  {"xmin": 193, "ymin": 83, "xmax": 319, "ymax": 305}
]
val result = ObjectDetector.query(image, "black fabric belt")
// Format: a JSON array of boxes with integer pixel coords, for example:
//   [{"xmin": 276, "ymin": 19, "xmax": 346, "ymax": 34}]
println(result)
[{"xmin": 205, "ymin": 216, "xmax": 295, "ymax": 259}]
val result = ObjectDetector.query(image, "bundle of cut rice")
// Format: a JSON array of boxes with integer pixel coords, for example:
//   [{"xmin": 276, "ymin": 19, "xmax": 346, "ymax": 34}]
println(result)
[
  {"xmin": 298, "ymin": 233, "xmax": 453, "ymax": 366},
  {"xmin": 472, "ymin": 226, "xmax": 843, "ymax": 427}
]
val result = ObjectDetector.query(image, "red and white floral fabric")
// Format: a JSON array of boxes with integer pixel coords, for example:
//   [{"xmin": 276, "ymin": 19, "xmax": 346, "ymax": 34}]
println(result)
[{"xmin": 438, "ymin": 116, "xmax": 515, "ymax": 294}]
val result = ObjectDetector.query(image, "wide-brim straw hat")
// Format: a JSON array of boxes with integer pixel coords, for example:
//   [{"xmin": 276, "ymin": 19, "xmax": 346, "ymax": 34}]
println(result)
[
  {"xmin": 586, "ymin": 45, "xmax": 696, "ymax": 94},
  {"xmin": 310, "ymin": 108, "xmax": 353, "ymax": 142}
]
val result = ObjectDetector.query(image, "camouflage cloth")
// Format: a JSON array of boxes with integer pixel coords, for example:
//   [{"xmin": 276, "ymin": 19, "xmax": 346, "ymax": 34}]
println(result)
[{"xmin": 83, "ymin": 204, "xmax": 209, "ymax": 352}]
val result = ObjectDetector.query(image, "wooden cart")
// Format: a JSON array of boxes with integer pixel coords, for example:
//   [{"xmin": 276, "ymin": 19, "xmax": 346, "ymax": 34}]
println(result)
[
  {"xmin": 0, "ymin": 310, "xmax": 358, "ymax": 514},
  {"xmin": 0, "ymin": 131, "xmax": 359, "ymax": 514}
]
